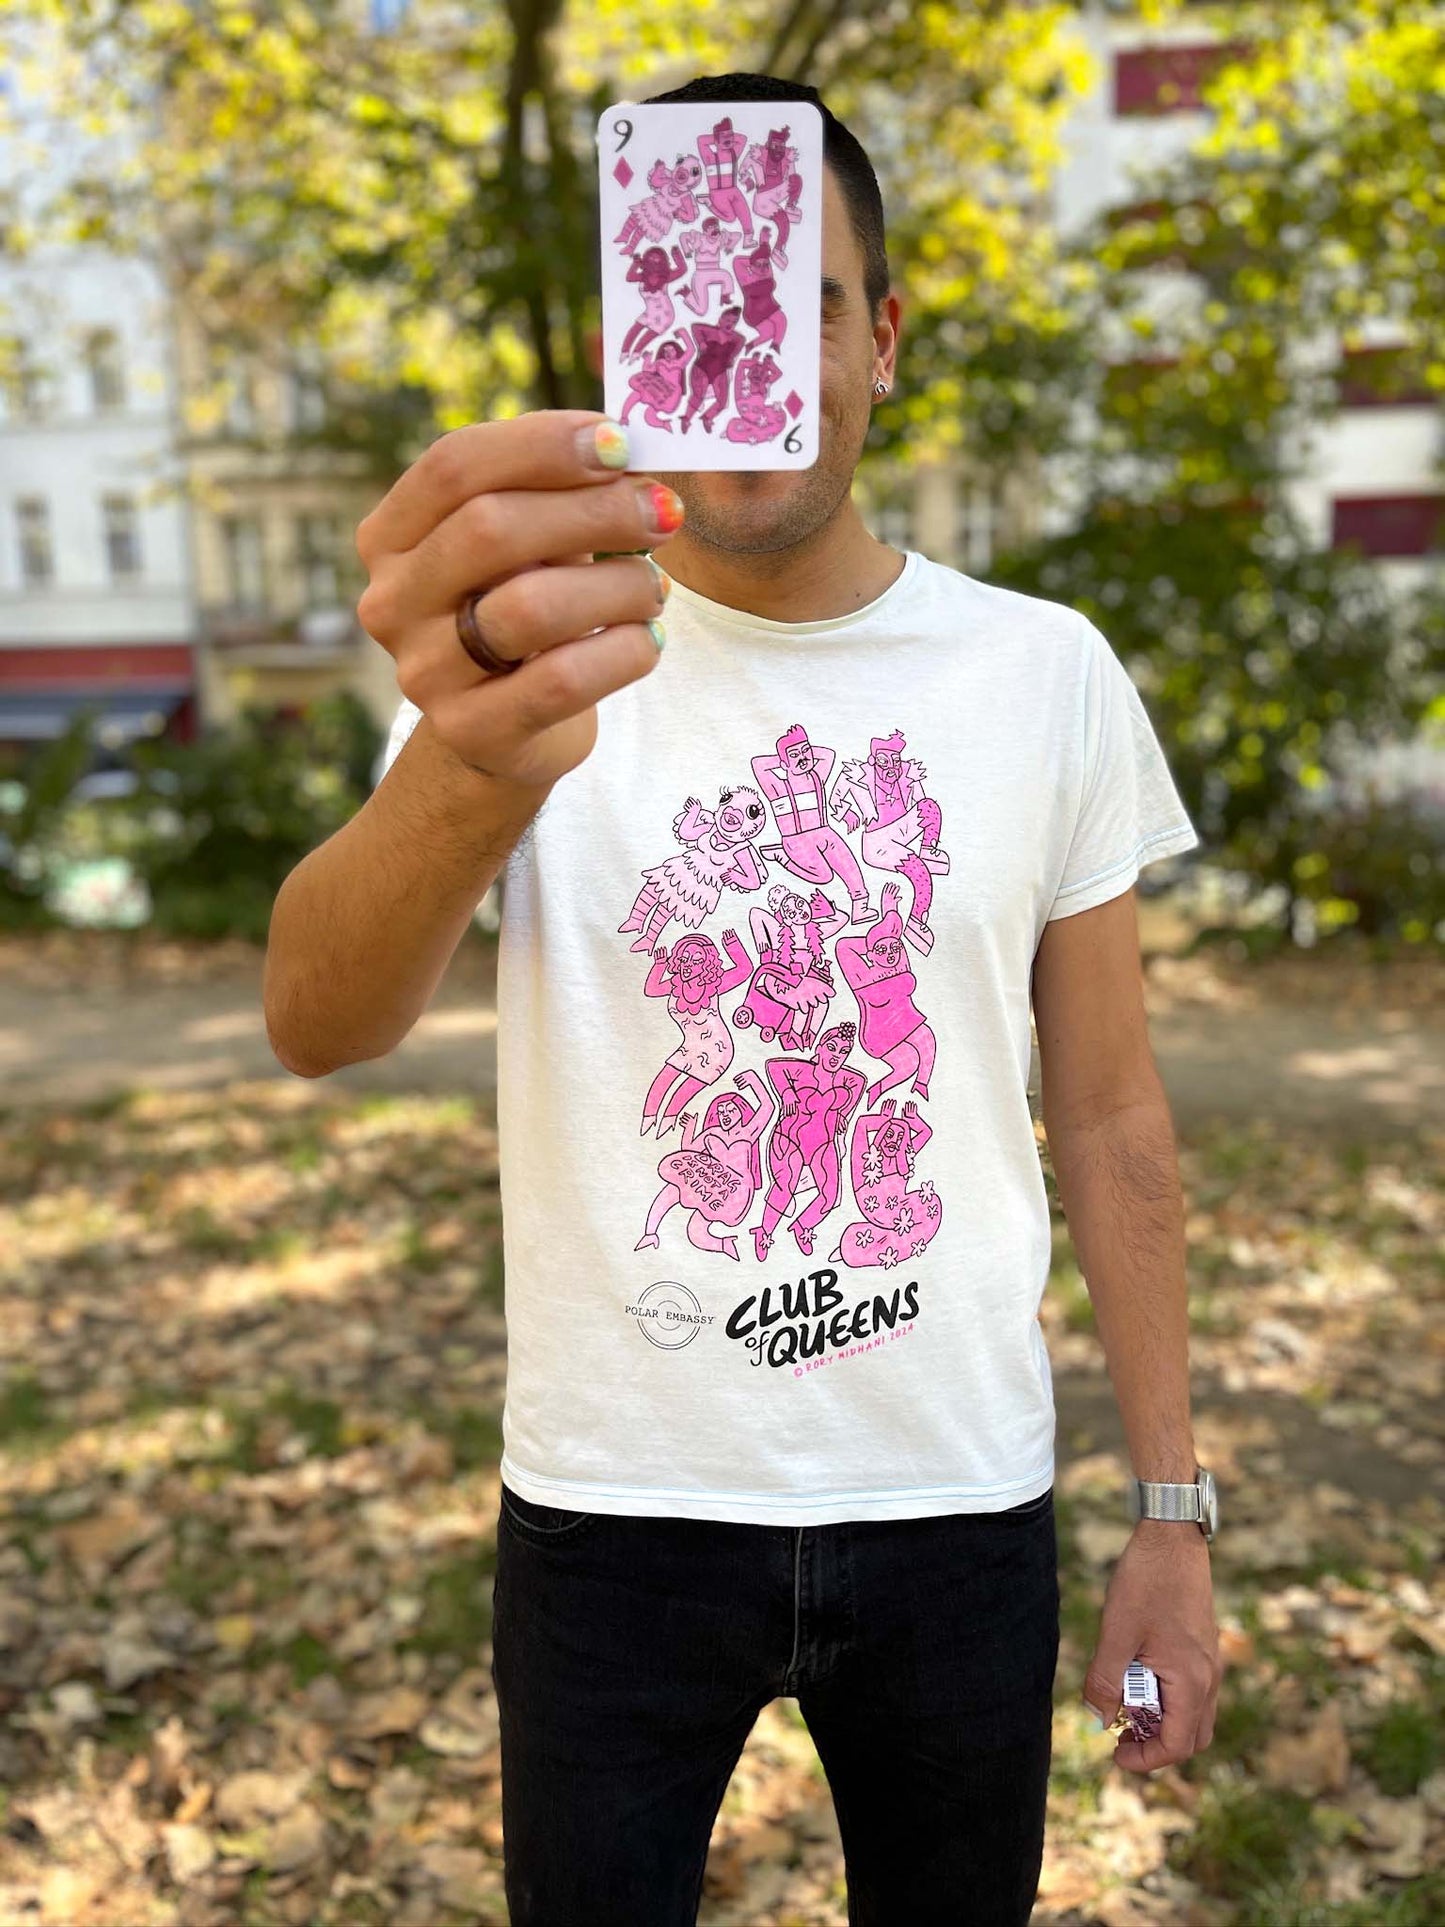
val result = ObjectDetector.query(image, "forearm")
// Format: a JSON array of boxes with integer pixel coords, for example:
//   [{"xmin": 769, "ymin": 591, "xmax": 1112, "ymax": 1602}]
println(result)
[
  {"xmin": 1045, "ymin": 1088, "xmax": 1197, "ymax": 1481},
  {"xmin": 264, "ymin": 711, "xmax": 553, "ymax": 1076}
]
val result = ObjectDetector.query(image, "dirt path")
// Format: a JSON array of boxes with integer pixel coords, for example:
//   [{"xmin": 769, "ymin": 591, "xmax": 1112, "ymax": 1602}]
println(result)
[{"xmin": 1, "ymin": 925, "xmax": 1441, "ymax": 1137}]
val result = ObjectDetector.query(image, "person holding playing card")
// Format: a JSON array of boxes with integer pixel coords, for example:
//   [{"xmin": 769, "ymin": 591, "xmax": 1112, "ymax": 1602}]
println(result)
[{"xmin": 266, "ymin": 70, "xmax": 1222, "ymax": 1927}]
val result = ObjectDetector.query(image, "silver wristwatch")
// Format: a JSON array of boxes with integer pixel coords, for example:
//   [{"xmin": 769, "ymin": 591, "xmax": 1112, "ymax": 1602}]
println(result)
[{"xmin": 1128, "ymin": 1465, "xmax": 1217, "ymax": 1543}]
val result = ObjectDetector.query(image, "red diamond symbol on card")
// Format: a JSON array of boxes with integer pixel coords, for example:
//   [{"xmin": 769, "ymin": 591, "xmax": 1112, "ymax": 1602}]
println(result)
[
  {"xmin": 613, "ymin": 157, "xmax": 634, "ymax": 188},
  {"xmin": 785, "ymin": 391, "xmax": 803, "ymax": 418}
]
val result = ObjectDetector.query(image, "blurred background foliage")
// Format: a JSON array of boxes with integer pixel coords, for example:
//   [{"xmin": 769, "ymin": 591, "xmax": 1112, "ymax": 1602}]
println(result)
[{"xmin": 0, "ymin": 695, "xmax": 382, "ymax": 942}]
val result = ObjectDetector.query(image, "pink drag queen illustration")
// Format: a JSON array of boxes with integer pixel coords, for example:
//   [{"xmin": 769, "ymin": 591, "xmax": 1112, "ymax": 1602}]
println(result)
[
  {"xmin": 635, "ymin": 1069, "xmax": 776, "ymax": 1260},
  {"xmin": 834, "ymin": 883, "xmax": 939, "ymax": 1105},
  {"xmin": 725, "ymin": 351, "xmax": 786, "ymax": 444},
  {"xmin": 734, "ymin": 229, "xmax": 786, "ymax": 354},
  {"xmin": 639, "ymin": 930, "xmax": 755, "ymax": 1136},
  {"xmin": 619, "ymin": 331, "xmax": 696, "ymax": 431},
  {"xmin": 679, "ymin": 216, "xmax": 740, "ymax": 314},
  {"xmin": 752, "ymin": 723, "xmax": 871, "ymax": 922},
  {"xmin": 831, "ymin": 729, "xmax": 950, "ymax": 956},
  {"xmin": 621, "ymin": 244, "xmax": 689, "ymax": 362},
  {"xmin": 828, "ymin": 1098, "xmax": 943, "ymax": 1269},
  {"xmin": 739, "ymin": 125, "xmax": 804, "ymax": 268},
  {"xmin": 735, "ymin": 884, "xmax": 849, "ymax": 1051},
  {"xmin": 750, "ymin": 1024, "xmax": 867, "ymax": 1261},
  {"xmin": 696, "ymin": 118, "xmax": 754, "ymax": 243},
  {"xmin": 619, "ymin": 784, "xmax": 770, "ymax": 955},
  {"xmin": 613, "ymin": 153, "xmax": 705, "ymax": 252},
  {"xmin": 678, "ymin": 307, "xmax": 746, "ymax": 435}
]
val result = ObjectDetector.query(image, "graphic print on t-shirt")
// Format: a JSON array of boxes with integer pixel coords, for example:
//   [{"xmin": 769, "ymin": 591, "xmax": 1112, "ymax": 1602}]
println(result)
[{"xmin": 620, "ymin": 720, "xmax": 949, "ymax": 1287}]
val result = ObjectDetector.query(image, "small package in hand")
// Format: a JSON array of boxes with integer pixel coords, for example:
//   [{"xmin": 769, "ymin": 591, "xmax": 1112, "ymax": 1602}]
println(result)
[{"xmin": 1115, "ymin": 1661, "xmax": 1163, "ymax": 1742}]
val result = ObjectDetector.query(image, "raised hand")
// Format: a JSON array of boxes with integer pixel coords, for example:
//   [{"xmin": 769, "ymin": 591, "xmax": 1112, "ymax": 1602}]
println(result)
[{"xmin": 355, "ymin": 410, "xmax": 682, "ymax": 792}]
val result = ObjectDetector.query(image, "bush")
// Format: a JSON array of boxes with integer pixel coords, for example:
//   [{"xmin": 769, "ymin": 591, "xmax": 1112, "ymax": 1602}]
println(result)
[{"xmin": 0, "ymin": 693, "xmax": 383, "ymax": 944}]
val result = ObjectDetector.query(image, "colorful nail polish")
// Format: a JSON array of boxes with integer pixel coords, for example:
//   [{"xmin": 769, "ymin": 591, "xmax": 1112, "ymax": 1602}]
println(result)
[
  {"xmin": 648, "ymin": 484, "xmax": 685, "ymax": 534},
  {"xmin": 647, "ymin": 619, "xmax": 667, "ymax": 652},
  {"xmin": 581, "ymin": 419, "xmax": 630, "ymax": 469}
]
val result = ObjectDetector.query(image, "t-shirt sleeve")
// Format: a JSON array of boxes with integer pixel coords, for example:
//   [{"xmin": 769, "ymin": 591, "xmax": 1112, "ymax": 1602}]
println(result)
[
  {"xmin": 373, "ymin": 695, "xmax": 424, "ymax": 789},
  {"xmin": 1046, "ymin": 617, "xmax": 1201, "ymax": 921}
]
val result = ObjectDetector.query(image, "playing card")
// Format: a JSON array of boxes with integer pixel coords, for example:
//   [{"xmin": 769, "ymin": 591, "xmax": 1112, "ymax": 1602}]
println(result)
[{"xmin": 594, "ymin": 99, "xmax": 824, "ymax": 472}]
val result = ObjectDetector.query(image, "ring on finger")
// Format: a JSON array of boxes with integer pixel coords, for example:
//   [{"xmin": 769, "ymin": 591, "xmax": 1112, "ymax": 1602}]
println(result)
[{"xmin": 456, "ymin": 590, "xmax": 519, "ymax": 676}]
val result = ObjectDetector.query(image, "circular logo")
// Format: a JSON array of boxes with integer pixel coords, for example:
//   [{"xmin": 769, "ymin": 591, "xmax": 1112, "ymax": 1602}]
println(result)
[{"xmin": 627, "ymin": 1279, "xmax": 712, "ymax": 1350}]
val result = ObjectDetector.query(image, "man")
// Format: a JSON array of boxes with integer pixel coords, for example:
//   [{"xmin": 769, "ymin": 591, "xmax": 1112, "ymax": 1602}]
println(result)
[{"xmin": 265, "ymin": 70, "xmax": 1222, "ymax": 1927}]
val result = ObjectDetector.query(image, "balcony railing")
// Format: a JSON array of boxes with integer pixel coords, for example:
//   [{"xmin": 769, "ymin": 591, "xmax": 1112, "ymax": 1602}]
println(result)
[{"xmin": 201, "ymin": 604, "xmax": 359, "ymax": 652}]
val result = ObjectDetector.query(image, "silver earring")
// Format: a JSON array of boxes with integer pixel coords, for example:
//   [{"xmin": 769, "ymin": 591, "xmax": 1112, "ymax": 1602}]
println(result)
[{"xmin": 873, "ymin": 379, "xmax": 889, "ymax": 396}]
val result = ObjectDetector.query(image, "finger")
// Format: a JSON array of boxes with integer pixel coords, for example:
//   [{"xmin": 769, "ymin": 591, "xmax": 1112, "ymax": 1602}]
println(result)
[
  {"xmin": 1195, "ymin": 1667, "xmax": 1222, "ymax": 1754},
  {"xmin": 357, "ymin": 410, "xmax": 635, "ymax": 559},
  {"xmin": 1083, "ymin": 1645, "xmax": 1131, "ymax": 1731},
  {"xmin": 390, "ymin": 554, "xmax": 668, "ymax": 706},
  {"xmin": 365, "ymin": 476, "xmax": 680, "ymax": 636},
  {"xmin": 433, "ymin": 615, "xmax": 665, "ymax": 758},
  {"xmin": 1113, "ymin": 1677, "xmax": 1206, "ymax": 1774}
]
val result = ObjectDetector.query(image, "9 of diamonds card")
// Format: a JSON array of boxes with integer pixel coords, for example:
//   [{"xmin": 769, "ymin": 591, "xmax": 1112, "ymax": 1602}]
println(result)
[{"xmin": 594, "ymin": 99, "xmax": 824, "ymax": 471}]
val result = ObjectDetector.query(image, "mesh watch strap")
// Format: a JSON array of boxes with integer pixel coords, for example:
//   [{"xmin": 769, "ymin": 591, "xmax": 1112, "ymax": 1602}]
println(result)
[{"xmin": 1136, "ymin": 1479, "xmax": 1203, "ymax": 1522}]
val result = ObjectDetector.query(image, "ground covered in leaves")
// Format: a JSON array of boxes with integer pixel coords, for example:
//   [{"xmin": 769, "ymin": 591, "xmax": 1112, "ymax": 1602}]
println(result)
[{"xmin": 1, "ymin": 1062, "xmax": 1442, "ymax": 1921}]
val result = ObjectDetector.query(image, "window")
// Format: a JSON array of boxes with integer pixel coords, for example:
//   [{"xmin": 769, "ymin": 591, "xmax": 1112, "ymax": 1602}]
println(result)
[
  {"xmin": 1331, "ymin": 495, "xmax": 1444, "ymax": 559},
  {"xmin": 223, "ymin": 358, "xmax": 258, "ymax": 435},
  {"xmin": 16, "ymin": 496, "xmax": 53, "ymax": 587},
  {"xmin": 85, "ymin": 328, "xmax": 126, "ymax": 411},
  {"xmin": 1113, "ymin": 43, "xmax": 1252, "ymax": 117},
  {"xmin": 3, "ymin": 340, "xmax": 52, "ymax": 420},
  {"xmin": 296, "ymin": 513, "xmax": 343, "ymax": 607},
  {"xmin": 221, "ymin": 514, "xmax": 267, "ymax": 609},
  {"xmin": 102, "ymin": 493, "xmax": 142, "ymax": 581},
  {"xmin": 954, "ymin": 480, "xmax": 999, "ymax": 574},
  {"xmin": 289, "ymin": 363, "xmax": 328, "ymax": 432},
  {"xmin": 1336, "ymin": 345, "xmax": 1435, "ymax": 409}
]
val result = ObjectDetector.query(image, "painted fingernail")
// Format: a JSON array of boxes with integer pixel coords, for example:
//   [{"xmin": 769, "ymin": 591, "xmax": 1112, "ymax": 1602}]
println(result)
[
  {"xmin": 643, "ymin": 555, "xmax": 672, "ymax": 602},
  {"xmin": 579, "ymin": 419, "xmax": 630, "ymax": 469},
  {"xmin": 639, "ymin": 482, "xmax": 685, "ymax": 534},
  {"xmin": 1084, "ymin": 1702, "xmax": 1109, "ymax": 1730},
  {"xmin": 647, "ymin": 618, "xmax": 667, "ymax": 653}
]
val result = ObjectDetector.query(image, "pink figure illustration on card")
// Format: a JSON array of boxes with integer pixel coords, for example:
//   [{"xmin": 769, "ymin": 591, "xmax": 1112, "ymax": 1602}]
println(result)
[
  {"xmin": 739, "ymin": 127, "xmax": 804, "ymax": 268},
  {"xmin": 679, "ymin": 217, "xmax": 740, "ymax": 314},
  {"xmin": 752, "ymin": 724, "xmax": 871, "ymax": 923},
  {"xmin": 622, "ymin": 245, "xmax": 689, "ymax": 361},
  {"xmin": 750, "ymin": 1025, "xmax": 867, "ymax": 1261},
  {"xmin": 828, "ymin": 1099, "xmax": 942, "ymax": 1268},
  {"xmin": 613, "ymin": 154, "xmax": 705, "ymax": 251},
  {"xmin": 732, "ymin": 884, "xmax": 849, "ymax": 1051},
  {"xmin": 619, "ymin": 786, "xmax": 769, "ymax": 955},
  {"xmin": 619, "ymin": 331, "xmax": 696, "ymax": 431},
  {"xmin": 639, "ymin": 930, "xmax": 754, "ymax": 1137},
  {"xmin": 834, "ymin": 883, "xmax": 938, "ymax": 1105},
  {"xmin": 733, "ymin": 229, "xmax": 786, "ymax": 353},
  {"xmin": 635, "ymin": 1069, "xmax": 776, "ymax": 1261},
  {"xmin": 725, "ymin": 351, "xmax": 786, "ymax": 444},
  {"xmin": 697, "ymin": 118, "xmax": 755, "ymax": 242},
  {"xmin": 678, "ymin": 310, "xmax": 746, "ymax": 435},
  {"xmin": 831, "ymin": 730, "xmax": 950, "ymax": 956}
]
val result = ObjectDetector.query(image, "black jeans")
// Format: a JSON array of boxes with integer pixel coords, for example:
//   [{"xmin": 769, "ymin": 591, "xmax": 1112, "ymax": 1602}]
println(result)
[{"xmin": 490, "ymin": 1479, "xmax": 1060, "ymax": 1926}]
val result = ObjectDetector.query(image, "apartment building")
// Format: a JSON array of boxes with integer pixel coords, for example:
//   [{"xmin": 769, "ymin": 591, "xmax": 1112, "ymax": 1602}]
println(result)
[
  {"xmin": 0, "ymin": 43, "xmax": 199, "ymax": 764},
  {"xmin": 173, "ymin": 301, "xmax": 390, "ymax": 733}
]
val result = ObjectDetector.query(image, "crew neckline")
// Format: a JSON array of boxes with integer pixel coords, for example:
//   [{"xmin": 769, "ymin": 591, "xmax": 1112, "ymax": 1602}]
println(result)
[{"xmin": 660, "ymin": 547, "xmax": 921, "ymax": 635}]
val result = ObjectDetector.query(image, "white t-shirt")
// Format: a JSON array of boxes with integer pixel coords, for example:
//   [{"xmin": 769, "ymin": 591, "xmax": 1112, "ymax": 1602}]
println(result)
[{"xmin": 377, "ymin": 548, "xmax": 1200, "ymax": 1525}]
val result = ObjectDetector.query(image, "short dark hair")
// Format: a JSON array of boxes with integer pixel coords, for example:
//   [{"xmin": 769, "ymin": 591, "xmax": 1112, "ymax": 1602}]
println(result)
[{"xmin": 638, "ymin": 72, "xmax": 890, "ymax": 319}]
